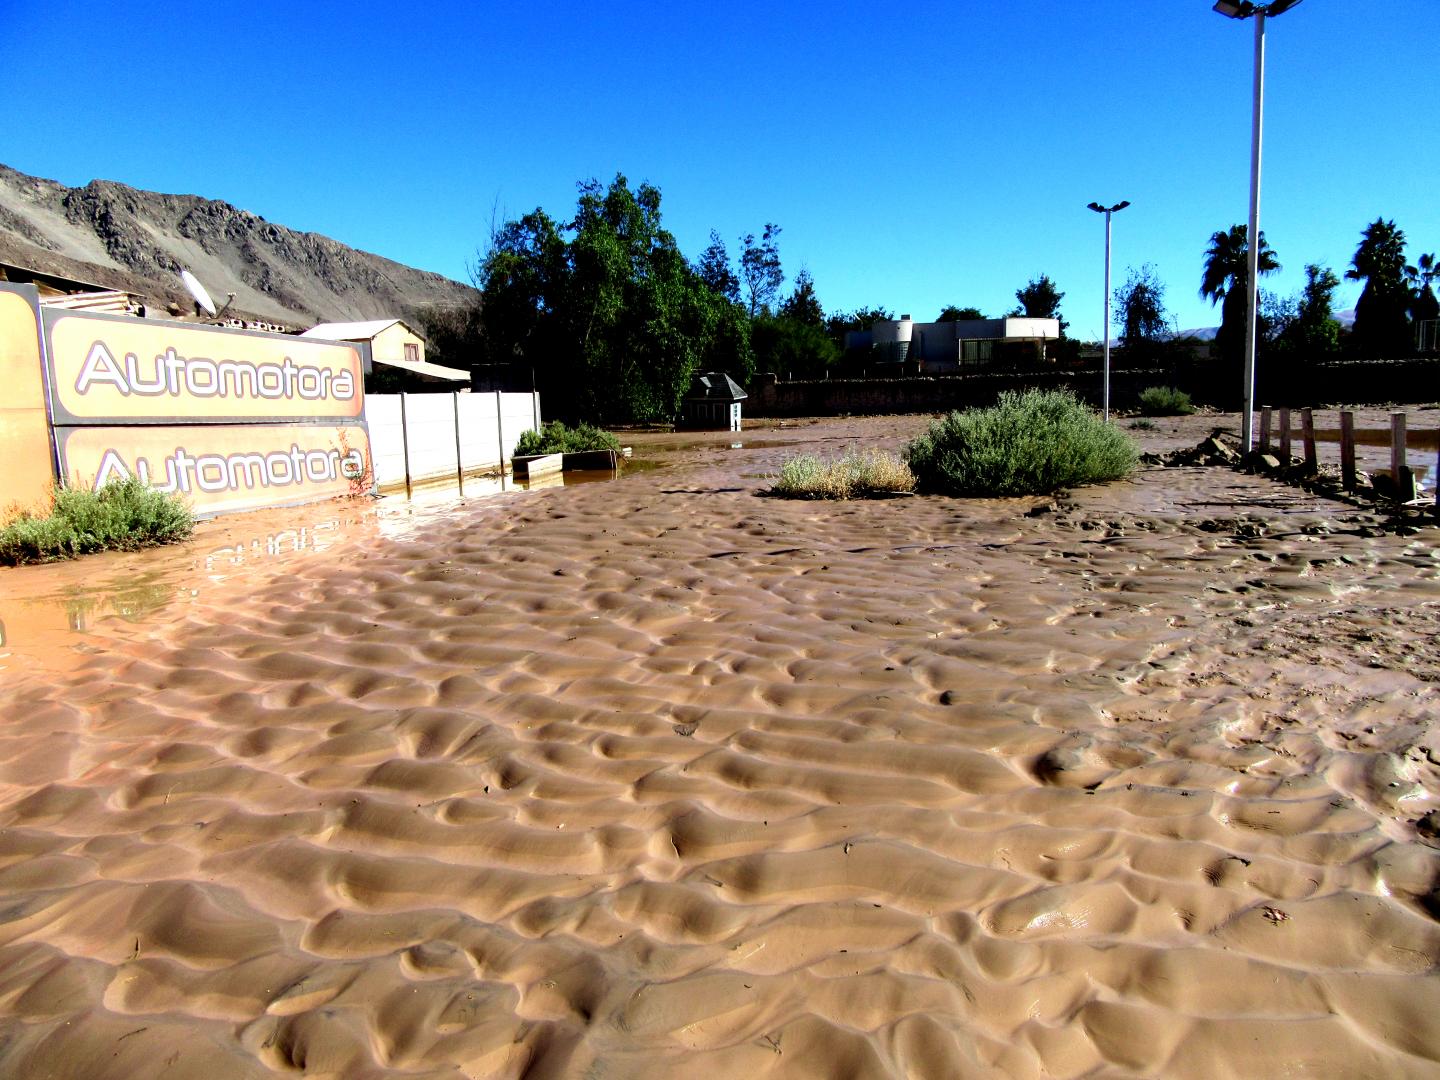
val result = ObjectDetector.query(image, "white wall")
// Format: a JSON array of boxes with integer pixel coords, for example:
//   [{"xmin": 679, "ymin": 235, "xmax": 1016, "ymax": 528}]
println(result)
[{"xmin": 366, "ymin": 391, "xmax": 541, "ymax": 491}]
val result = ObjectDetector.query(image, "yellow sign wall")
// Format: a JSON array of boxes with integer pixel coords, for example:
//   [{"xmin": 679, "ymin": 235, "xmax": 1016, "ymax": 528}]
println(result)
[
  {"xmin": 45, "ymin": 312, "xmax": 363, "ymax": 424},
  {"xmin": 0, "ymin": 287, "xmax": 60, "ymax": 518},
  {"xmin": 56, "ymin": 424, "xmax": 372, "ymax": 517}
]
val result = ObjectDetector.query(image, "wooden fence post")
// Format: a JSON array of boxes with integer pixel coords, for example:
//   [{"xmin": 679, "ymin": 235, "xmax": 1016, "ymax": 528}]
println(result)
[
  {"xmin": 1301, "ymin": 408, "xmax": 1317, "ymax": 474},
  {"xmin": 1278, "ymin": 407, "xmax": 1291, "ymax": 463},
  {"xmin": 1340, "ymin": 410, "xmax": 1357, "ymax": 490},
  {"xmin": 1259, "ymin": 407, "xmax": 1272, "ymax": 453},
  {"xmin": 1392, "ymin": 411, "xmax": 1416, "ymax": 501}
]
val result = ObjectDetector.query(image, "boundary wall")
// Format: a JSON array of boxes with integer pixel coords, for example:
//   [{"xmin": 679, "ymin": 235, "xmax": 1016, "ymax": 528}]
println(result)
[{"xmin": 366, "ymin": 391, "xmax": 540, "ymax": 493}]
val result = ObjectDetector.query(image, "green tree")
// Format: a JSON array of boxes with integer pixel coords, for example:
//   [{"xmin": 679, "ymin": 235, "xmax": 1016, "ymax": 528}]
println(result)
[
  {"xmin": 1012, "ymin": 274, "xmax": 1068, "ymax": 335},
  {"xmin": 1283, "ymin": 263, "xmax": 1343, "ymax": 359},
  {"xmin": 1346, "ymin": 218, "xmax": 1413, "ymax": 357},
  {"xmin": 751, "ymin": 314, "xmax": 839, "ymax": 379},
  {"xmin": 695, "ymin": 230, "xmax": 740, "ymax": 302},
  {"xmin": 780, "ymin": 268, "xmax": 824, "ymax": 327},
  {"xmin": 1200, "ymin": 224, "xmax": 1280, "ymax": 368},
  {"xmin": 478, "ymin": 175, "xmax": 748, "ymax": 423},
  {"xmin": 826, "ymin": 306, "xmax": 893, "ymax": 352},
  {"xmin": 937, "ymin": 305, "xmax": 985, "ymax": 322},
  {"xmin": 1409, "ymin": 252, "xmax": 1438, "ymax": 329},
  {"xmin": 1114, "ymin": 264, "xmax": 1169, "ymax": 359},
  {"xmin": 739, "ymin": 224, "xmax": 784, "ymax": 317}
]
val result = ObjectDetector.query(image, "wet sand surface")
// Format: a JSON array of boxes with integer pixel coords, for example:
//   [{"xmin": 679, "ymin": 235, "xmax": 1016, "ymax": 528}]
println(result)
[{"xmin": 1, "ymin": 412, "xmax": 1439, "ymax": 1078}]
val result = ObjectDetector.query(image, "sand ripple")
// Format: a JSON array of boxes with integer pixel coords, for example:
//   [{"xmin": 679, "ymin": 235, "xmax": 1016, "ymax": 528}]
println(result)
[{"xmin": 1, "ymin": 416, "xmax": 1438, "ymax": 1077}]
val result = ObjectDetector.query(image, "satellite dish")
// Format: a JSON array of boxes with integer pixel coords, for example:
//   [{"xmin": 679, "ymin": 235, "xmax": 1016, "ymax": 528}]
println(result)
[{"xmin": 179, "ymin": 269, "xmax": 217, "ymax": 317}]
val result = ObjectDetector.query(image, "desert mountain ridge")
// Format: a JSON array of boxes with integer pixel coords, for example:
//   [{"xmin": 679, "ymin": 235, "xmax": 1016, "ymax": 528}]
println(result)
[{"xmin": 0, "ymin": 163, "xmax": 479, "ymax": 328}]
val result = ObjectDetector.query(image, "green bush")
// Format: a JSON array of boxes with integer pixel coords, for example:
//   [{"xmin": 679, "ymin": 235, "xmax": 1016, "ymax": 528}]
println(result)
[
  {"xmin": 0, "ymin": 477, "xmax": 194, "ymax": 565},
  {"xmin": 1136, "ymin": 385, "xmax": 1195, "ymax": 416},
  {"xmin": 514, "ymin": 420, "xmax": 621, "ymax": 457},
  {"xmin": 769, "ymin": 448, "xmax": 916, "ymax": 499},
  {"xmin": 904, "ymin": 389, "xmax": 1138, "ymax": 496}
]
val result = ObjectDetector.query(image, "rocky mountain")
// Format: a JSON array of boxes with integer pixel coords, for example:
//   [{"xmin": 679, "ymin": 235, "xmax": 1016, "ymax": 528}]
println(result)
[{"xmin": 0, "ymin": 163, "xmax": 479, "ymax": 328}]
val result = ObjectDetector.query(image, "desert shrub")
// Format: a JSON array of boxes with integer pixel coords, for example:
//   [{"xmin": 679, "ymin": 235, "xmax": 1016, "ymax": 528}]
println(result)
[
  {"xmin": 514, "ymin": 420, "xmax": 621, "ymax": 457},
  {"xmin": 904, "ymin": 389, "xmax": 1137, "ymax": 496},
  {"xmin": 0, "ymin": 477, "xmax": 194, "ymax": 565},
  {"xmin": 1136, "ymin": 385, "xmax": 1195, "ymax": 416},
  {"xmin": 769, "ymin": 448, "xmax": 916, "ymax": 499},
  {"xmin": 1129, "ymin": 418, "xmax": 1158, "ymax": 431}
]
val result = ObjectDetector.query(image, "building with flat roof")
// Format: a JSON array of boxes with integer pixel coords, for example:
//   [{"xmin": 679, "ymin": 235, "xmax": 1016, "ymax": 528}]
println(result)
[{"xmin": 846, "ymin": 313, "xmax": 1061, "ymax": 372}]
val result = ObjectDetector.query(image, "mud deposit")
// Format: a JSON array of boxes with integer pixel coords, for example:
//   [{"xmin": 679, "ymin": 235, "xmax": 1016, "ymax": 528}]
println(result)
[{"xmin": 1, "ymin": 414, "xmax": 1438, "ymax": 1078}]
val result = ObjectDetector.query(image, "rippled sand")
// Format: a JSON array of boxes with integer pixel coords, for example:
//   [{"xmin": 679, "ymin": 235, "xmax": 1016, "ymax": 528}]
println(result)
[{"xmin": 2, "ymin": 414, "xmax": 1439, "ymax": 1078}]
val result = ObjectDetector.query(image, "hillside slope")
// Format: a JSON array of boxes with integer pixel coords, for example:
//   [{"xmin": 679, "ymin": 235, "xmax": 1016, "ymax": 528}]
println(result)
[{"xmin": 0, "ymin": 163, "xmax": 478, "ymax": 327}]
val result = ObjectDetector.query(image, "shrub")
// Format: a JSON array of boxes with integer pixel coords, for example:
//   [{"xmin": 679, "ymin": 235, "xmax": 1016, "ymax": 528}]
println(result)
[
  {"xmin": 904, "ymin": 389, "xmax": 1137, "ymax": 496},
  {"xmin": 0, "ymin": 477, "xmax": 194, "ymax": 565},
  {"xmin": 1129, "ymin": 418, "xmax": 1158, "ymax": 431},
  {"xmin": 769, "ymin": 448, "xmax": 916, "ymax": 499},
  {"xmin": 1137, "ymin": 385, "xmax": 1195, "ymax": 416},
  {"xmin": 514, "ymin": 420, "xmax": 621, "ymax": 457}
]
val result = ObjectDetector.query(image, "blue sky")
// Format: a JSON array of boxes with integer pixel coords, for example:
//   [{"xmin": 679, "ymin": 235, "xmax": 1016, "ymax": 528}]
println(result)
[{"xmin": 2, "ymin": 1, "xmax": 1435, "ymax": 339}]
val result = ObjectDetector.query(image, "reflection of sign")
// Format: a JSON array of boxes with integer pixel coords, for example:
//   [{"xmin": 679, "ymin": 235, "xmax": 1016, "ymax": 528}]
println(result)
[
  {"xmin": 56, "ymin": 424, "xmax": 371, "ymax": 517},
  {"xmin": 45, "ymin": 313, "xmax": 363, "ymax": 424}
]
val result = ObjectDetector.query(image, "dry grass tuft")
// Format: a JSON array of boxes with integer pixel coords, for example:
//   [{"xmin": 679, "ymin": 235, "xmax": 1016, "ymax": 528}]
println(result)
[{"xmin": 768, "ymin": 448, "xmax": 917, "ymax": 499}]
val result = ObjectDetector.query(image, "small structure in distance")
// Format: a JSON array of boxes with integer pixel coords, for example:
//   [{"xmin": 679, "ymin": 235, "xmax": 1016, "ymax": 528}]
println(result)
[
  {"xmin": 680, "ymin": 371, "xmax": 747, "ymax": 431},
  {"xmin": 847, "ymin": 314, "xmax": 1060, "ymax": 372}
]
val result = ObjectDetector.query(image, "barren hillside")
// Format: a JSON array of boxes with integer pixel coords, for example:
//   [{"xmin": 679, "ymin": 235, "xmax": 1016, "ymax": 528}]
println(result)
[{"xmin": 0, "ymin": 163, "xmax": 479, "ymax": 327}]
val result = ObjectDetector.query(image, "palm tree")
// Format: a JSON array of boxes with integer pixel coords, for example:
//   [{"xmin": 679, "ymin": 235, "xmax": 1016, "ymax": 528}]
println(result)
[
  {"xmin": 1411, "ymin": 252, "xmax": 1439, "ymax": 343},
  {"xmin": 1347, "ymin": 219, "xmax": 1413, "ymax": 357},
  {"xmin": 1200, "ymin": 224, "xmax": 1280, "ymax": 366}
]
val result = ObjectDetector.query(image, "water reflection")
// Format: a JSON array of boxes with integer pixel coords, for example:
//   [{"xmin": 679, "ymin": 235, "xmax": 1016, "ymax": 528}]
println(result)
[{"xmin": 0, "ymin": 464, "xmax": 638, "ymax": 677}]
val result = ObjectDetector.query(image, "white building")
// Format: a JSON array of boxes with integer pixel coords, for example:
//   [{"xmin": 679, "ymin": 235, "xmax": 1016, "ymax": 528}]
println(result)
[{"xmin": 847, "ymin": 314, "xmax": 1061, "ymax": 372}]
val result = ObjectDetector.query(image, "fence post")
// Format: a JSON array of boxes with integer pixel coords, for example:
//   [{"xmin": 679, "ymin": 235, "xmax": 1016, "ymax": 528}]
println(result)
[
  {"xmin": 496, "ymin": 390, "xmax": 506, "ymax": 476},
  {"xmin": 1340, "ymin": 409, "xmax": 1357, "ymax": 490},
  {"xmin": 399, "ymin": 393, "xmax": 413, "ymax": 499},
  {"xmin": 1259, "ymin": 406, "xmax": 1272, "ymax": 453},
  {"xmin": 1301, "ymin": 408, "xmax": 1317, "ymax": 474},
  {"xmin": 1278, "ymin": 407, "xmax": 1291, "ymax": 463},
  {"xmin": 1392, "ymin": 411, "xmax": 1415, "ymax": 501},
  {"xmin": 453, "ymin": 391, "xmax": 464, "ymax": 495}
]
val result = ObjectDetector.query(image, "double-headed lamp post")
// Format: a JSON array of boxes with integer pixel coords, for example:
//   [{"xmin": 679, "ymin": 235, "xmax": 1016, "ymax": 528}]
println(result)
[
  {"xmin": 1087, "ymin": 200, "xmax": 1129, "ymax": 422},
  {"xmin": 1213, "ymin": 0, "xmax": 1305, "ymax": 452}
]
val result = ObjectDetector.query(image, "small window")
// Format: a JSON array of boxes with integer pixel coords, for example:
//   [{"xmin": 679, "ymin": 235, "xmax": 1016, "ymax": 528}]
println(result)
[{"xmin": 404, "ymin": 342, "xmax": 419, "ymax": 363}]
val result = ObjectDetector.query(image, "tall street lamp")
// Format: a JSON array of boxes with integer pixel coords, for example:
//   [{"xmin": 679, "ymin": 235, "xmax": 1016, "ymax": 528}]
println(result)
[
  {"xmin": 1088, "ymin": 200, "xmax": 1129, "ymax": 422},
  {"xmin": 1213, "ymin": 0, "xmax": 1305, "ymax": 452}
]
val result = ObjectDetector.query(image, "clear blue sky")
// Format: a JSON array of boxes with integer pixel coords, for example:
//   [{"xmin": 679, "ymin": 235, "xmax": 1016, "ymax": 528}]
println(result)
[{"xmin": 3, "ymin": 1, "xmax": 1435, "ymax": 339}]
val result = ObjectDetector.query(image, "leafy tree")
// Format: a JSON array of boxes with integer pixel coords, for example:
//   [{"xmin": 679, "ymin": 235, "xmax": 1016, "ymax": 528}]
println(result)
[
  {"xmin": 826, "ymin": 306, "xmax": 893, "ymax": 352},
  {"xmin": 1200, "ymin": 224, "xmax": 1280, "ymax": 368},
  {"xmin": 739, "ymin": 224, "xmax": 784, "ymax": 317},
  {"xmin": 1346, "ymin": 218, "xmax": 1413, "ymax": 357},
  {"xmin": 1012, "ymin": 274, "xmax": 1068, "ymax": 336},
  {"xmin": 937, "ymin": 305, "xmax": 985, "ymax": 322},
  {"xmin": 751, "ymin": 313, "xmax": 839, "ymax": 379},
  {"xmin": 1282, "ymin": 263, "xmax": 1343, "ymax": 359},
  {"xmin": 478, "ymin": 175, "xmax": 750, "ymax": 424},
  {"xmin": 1114, "ymin": 264, "xmax": 1170, "ymax": 359},
  {"xmin": 780, "ymin": 268, "xmax": 824, "ymax": 327},
  {"xmin": 695, "ymin": 230, "xmax": 740, "ymax": 302},
  {"xmin": 1409, "ymin": 252, "xmax": 1439, "ymax": 328}
]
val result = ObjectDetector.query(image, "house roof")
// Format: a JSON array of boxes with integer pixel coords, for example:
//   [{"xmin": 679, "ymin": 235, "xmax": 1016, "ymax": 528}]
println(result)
[
  {"xmin": 300, "ymin": 318, "xmax": 415, "ymax": 342},
  {"xmin": 685, "ymin": 371, "xmax": 747, "ymax": 402}
]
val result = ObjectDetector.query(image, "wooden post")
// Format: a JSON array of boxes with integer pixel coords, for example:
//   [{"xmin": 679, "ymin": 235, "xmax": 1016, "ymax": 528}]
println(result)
[
  {"xmin": 399, "ymin": 393, "xmax": 413, "ymax": 499},
  {"xmin": 1392, "ymin": 411, "xmax": 1415, "ymax": 501},
  {"xmin": 452, "ymin": 391, "xmax": 464, "ymax": 495},
  {"xmin": 1259, "ymin": 406, "xmax": 1272, "ymax": 453},
  {"xmin": 1278, "ymin": 407, "xmax": 1291, "ymax": 463},
  {"xmin": 1301, "ymin": 408, "xmax": 1317, "ymax": 474},
  {"xmin": 1340, "ymin": 410, "xmax": 1357, "ymax": 490}
]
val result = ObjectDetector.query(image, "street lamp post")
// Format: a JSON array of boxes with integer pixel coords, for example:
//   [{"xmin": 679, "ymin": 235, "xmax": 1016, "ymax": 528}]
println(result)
[
  {"xmin": 1213, "ymin": 0, "xmax": 1305, "ymax": 452},
  {"xmin": 1087, "ymin": 200, "xmax": 1129, "ymax": 422}
]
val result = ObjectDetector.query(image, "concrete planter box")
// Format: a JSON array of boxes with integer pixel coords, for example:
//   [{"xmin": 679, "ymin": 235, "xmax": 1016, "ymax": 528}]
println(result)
[
  {"xmin": 512, "ymin": 453, "xmax": 563, "ymax": 479},
  {"xmin": 511, "ymin": 449, "xmax": 619, "ymax": 477}
]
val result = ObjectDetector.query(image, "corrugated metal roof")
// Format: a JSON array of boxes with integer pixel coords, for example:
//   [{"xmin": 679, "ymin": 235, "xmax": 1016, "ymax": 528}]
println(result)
[{"xmin": 300, "ymin": 319, "xmax": 404, "ymax": 341}]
